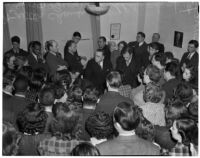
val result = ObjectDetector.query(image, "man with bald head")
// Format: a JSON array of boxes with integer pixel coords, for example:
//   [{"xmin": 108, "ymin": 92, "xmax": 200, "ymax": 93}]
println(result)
[{"xmin": 151, "ymin": 33, "xmax": 165, "ymax": 53}]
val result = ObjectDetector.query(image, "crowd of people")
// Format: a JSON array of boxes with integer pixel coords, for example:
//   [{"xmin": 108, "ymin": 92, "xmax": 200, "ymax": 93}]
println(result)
[{"xmin": 3, "ymin": 31, "xmax": 198, "ymax": 155}]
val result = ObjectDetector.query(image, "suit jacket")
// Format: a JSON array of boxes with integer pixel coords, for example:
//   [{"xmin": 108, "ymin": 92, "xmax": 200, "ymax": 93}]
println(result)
[
  {"xmin": 64, "ymin": 51, "xmax": 83, "ymax": 72},
  {"xmin": 95, "ymin": 91, "xmax": 134, "ymax": 115},
  {"xmin": 3, "ymin": 95, "xmax": 33, "ymax": 125},
  {"xmin": 157, "ymin": 42, "xmax": 165, "ymax": 53},
  {"xmin": 46, "ymin": 52, "xmax": 68, "ymax": 76},
  {"xmin": 128, "ymin": 41, "xmax": 149, "ymax": 69},
  {"xmin": 26, "ymin": 53, "xmax": 49, "ymax": 72},
  {"xmin": 101, "ymin": 45, "xmax": 111, "ymax": 62},
  {"xmin": 180, "ymin": 51, "xmax": 198, "ymax": 68},
  {"xmin": 84, "ymin": 59, "xmax": 112, "ymax": 93},
  {"xmin": 4, "ymin": 48, "xmax": 28, "ymax": 57},
  {"xmin": 116, "ymin": 55, "xmax": 140, "ymax": 88},
  {"xmin": 97, "ymin": 135, "xmax": 160, "ymax": 155}
]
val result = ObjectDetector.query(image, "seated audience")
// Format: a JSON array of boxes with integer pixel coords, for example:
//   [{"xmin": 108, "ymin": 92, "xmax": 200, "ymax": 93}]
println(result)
[
  {"xmin": 79, "ymin": 86, "xmax": 100, "ymax": 141},
  {"xmin": 163, "ymin": 61, "xmax": 180, "ymax": 102},
  {"xmin": 71, "ymin": 142, "xmax": 101, "ymax": 156},
  {"xmin": 39, "ymin": 87, "xmax": 55, "ymax": 133},
  {"xmin": 97, "ymin": 102, "xmax": 160, "ymax": 155},
  {"xmin": 85, "ymin": 111, "xmax": 114, "ymax": 146},
  {"xmin": 16, "ymin": 103, "xmax": 49, "ymax": 155},
  {"xmin": 169, "ymin": 118, "xmax": 198, "ymax": 156},
  {"xmin": 95, "ymin": 71, "xmax": 133, "ymax": 115},
  {"xmin": 3, "ymin": 121, "xmax": 21, "ymax": 156},
  {"xmin": 38, "ymin": 105, "xmax": 83, "ymax": 155}
]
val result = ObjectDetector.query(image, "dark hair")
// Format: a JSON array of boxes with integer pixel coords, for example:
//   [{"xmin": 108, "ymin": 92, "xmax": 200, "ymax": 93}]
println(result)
[
  {"xmin": 3, "ymin": 52, "xmax": 16, "ymax": 68},
  {"xmin": 71, "ymin": 142, "xmax": 100, "ymax": 156},
  {"xmin": 11, "ymin": 36, "xmax": 20, "ymax": 44},
  {"xmin": 64, "ymin": 40, "xmax": 75, "ymax": 52},
  {"xmin": 52, "ymin": 102, "xmax": 69, "ymax": 118},
  {"xmin": 118, "ymin": 41, "xmax": 127, "ymax": 48},
  {"xmin": 176, "ymin": 118, "xmax": 198, "ymax": 146},
  {"xmin": 99, "ymin": 36, "xmax": 106, "ymax": 42},
  {"xmin": 39, "ymin": 87, "xmax": 55, "ymax": 106},
  {"xmin": 137, "ymin": 32, "xmax": 145, "ymax": 38},
  {"xmin": 173, "ymin": 82, "xmax": 193, "ymax": 104},
  {"xmin": 17, "ymin": 103, "xmax": 48, "ymax": 135},
  {"xmin": 32, "ymin": 41, "xmax": 41, "ymax": 48},
  {"xmin": 67, "ymin": 85, "xmax": 83, "ymax": 104},
  {"xmin": 45, "ymin": 40, "xmax": 54, "ymax": 51},
  {"xmin": 13, "ymin": 75, "xmax": 28, "ymax": 93},
  {"xmin": 73, "ymin": 31, "xmax": 81, "ymax": 38},
  {"xmin": 153, "ymin": 52, "xmax": 166, "ymax": 66},
  {"xmin": 188, "ymin": 40, "xmax": 198, "ymax": 48},
  {"xmin": 83, "ymin": 87, "xmax": 99, "ymax": 106},
  {"xmin": 50, "ymin": 109, "xmax": 81, "ymax": 140},
  {"xmin": 165, "ymin": 61, "xmax": 180, "ymax": 78},
  {"xmin": 113, "ymin": 102, "xmax": 140, "ymax": 131},
  {"xmin": 96, "ymin": 49, "xmax": 105, "ymax": 56},
  {"xmin": 3, "ymin": 122, "xmax": 21, "ymax": 156},
  {"xmin": 85, "ymin": 111, "xmax": 114, "ymax": 139},
  {"xmin": 188, "ymin": 101, "xmax": 198, "ymax": 122},
  {"xmin": 164, "ymin": 51, "xmax": 174, "ymax": 60},
  {"xmin": 135, "ymin": 118, "xmax": 155, "ymax": 142},
  {"xmin": 73, "ymin": 78, "xmax": 94, "ymax": 92},
  {"xmin": 143, "ymin": 82, "xmax": 164, "ymax": 103},
  {"xmin": 184, "ymin": 63, "xmax": 198, "ymax": 85},
  {"xmin": 106, "ymin": 71, "xmax": 122, "ymax": 89},
  {"xmin": 54, "ymin": 83, "xmax": 66, "ymax": 99},
  {"xmin": 19, "ymin": 66, "xmax": 33, "ymax": 79},
  {"xmin": 149, "ymin": 42, "xmax": 160, "ymax": 51},
  {"xmin": 56, "ymin": 69, "xmax": 72, "ymax": 89},
  {"xmin": 121, "ymin": 46, "xmax": 134, "ymax": 55},
  {"xmin": 165, "ymin": 99, "xmax": 189, "ymax": 127},
  {"xmin": 146, "ymin": 64, "xmax": 161, "ymax": 83}
]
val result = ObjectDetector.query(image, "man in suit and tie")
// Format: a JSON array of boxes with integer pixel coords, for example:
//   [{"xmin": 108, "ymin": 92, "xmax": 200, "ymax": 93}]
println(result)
[
  {"xmin": 27, "ymin": 41, "xmax": 49, "ymax": 72},
  {"xmin": 45, "ymin": 40, "xmax": 68, "ymax": 76},
  {"xmin": 180, "ymin": 40, "xmax": 199, "ymax": 71},
  {"xmin": 4, "ymin": 36, "xmax": 28, "ymax": 57},
  {"xmin": 97, "ymin": 102, "xmax": 160, "ymax": 155},
  {"xmin": 84, "ymin": 49, "xmax": 112, "ymax": 94},
  {"xmin": 128, "ymin": 32, "xmax": 149, "ymax": 69},
  {"xmin": 116, "ymin": 46, "xmax": 140, "ymax": 88},
  {"xmin": 98, "ymin": 36, "xmax": 111, "ymax": 62}
]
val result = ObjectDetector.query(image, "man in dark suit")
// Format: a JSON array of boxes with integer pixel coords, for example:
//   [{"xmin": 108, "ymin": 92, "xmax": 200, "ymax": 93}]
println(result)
[
  {"xmin": 95, "ymin": 71, "xmax": 134, "ymax": 115},
  {"xmin": 84, "ymin": 49, "xmax": 112, "ymax": 94},
  {"xmin": 128, "ymin": 32, "xmax": 149, "ymax": 69},
  {"xmin": 180, "ymin": 40, "xmax": 199, "ymax": 71},
  {"xmin": 98, "ymin": 36, "xmax": 111, "ymax": 62},
  {"xmin": 116, "ymin": 46, "xmax": 140, "ymax": 88},
  {"xmin": 3, "ymin": 75, "xmax": 33, "ymax": 125},
  {"xmin": 97, "ymin": 102, "xmax": 160, "ymax": 155},
  {"xmin": 45, "ymin": 40, "xmax": 68, "ymax": 76},
  {"xmin": 27, "ymin": 41, "xmax": 49, "ymax": 72},
  {"xmin": 151, "ymin": 33, "xmax": 165, "ymax": 53},
  {"xmin": 4, "ymin": 36, "xmax": 28, "ymax": 57}
]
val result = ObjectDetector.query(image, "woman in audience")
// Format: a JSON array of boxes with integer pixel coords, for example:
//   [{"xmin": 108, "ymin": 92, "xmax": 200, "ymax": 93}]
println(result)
[
  {"xmin": 85, "ymin": 111, "xmax": 114, "ymax": 146},
  {"xmin": 71, "ymin": 142, "xmax": 101, "ymax": 156},
  {"xmin": 3, "ymin": 52, "xmax": 17, "ymax": 76},
  {"xmin": 118, "ymin": 41, "xmax": 127, "ymax": 55},
  {"xmin": 3, "ymin": 121, "xmax": 21, "ymax": 156},
  {"xmin": 182, "ymin": 63, "xmax": 198, "ymax": 91},
  {"xmin": 16, "ymin": 103, "xmax": 50, "ymax": 155},
  {"xmin": 38, "ymin": 105, "xmax": 83, "ymax": 155},
  {"xmin": 169, "ymin": 118, "xmax": 198, "ymax": 156}
]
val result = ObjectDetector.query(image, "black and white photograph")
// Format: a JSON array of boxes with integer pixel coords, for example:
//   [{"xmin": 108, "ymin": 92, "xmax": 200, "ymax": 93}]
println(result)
[{"xmin": 2, "ymin": 1, "xmax": 199, "ymax": 156}]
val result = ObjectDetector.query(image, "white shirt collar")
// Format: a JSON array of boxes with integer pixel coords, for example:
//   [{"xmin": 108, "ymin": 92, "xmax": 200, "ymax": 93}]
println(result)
[
  {"xmin": 99, "ymin": 61, "xmax": 103, "ymax": 69},
  {"xmin": 119, "ymin": 130, "xmax": 136, "ymax": 136},
  {"xmin": 44, "ymin": 106, "xmax": 52, "ymax": 113},
  {"xmin": 32, "ymin": 53, "xmax": 38, "ymax": 61},
  {"xmin": 3, "ymin": 90, "xmax": 12, "ymax": 96},
  {"xmin": 90, "ymin": 137, "xmax": 107, "ymax": 146},
  {"xmin": 188, "ymin": 51, "xmax": 195, "ymax": 59},
  {"xmin": 15, "ymin": 93, "xmax": 25, "ymax": 98},
  {"xmin": 139, "ymin": 41, "xmax": 144, "ymax": 47}
]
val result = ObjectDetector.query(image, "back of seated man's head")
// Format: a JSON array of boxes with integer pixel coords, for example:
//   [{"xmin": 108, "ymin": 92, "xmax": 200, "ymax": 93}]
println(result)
[
  {"xmin": 13, "ymin": 75, "xmax": 28, "ymax": 93},
  {"xmin": 39, "ymin": 87, "xmax": 55, "ymax": 107},
  {"xmin": 83, "ymin": 86, "xmax": 100, "ymax": 108},
  {"xmin": 164, "ymin": 61, "xmax": 180, "ymax": 80},
  {"xmin": 50, "ymin": 107, "xmax": 80, "ymax": 140},
  {"xmin": 106, "ymin": 71, "xmax": 122, "ymax": 89},
  {"xmin": 113, "ymin": 102, "xmax": 140, "ymax": 132},
  {"xmin": 144, "ymin": 64, "xmax": 161, "ymax": 84},
  {"xmin": 85, "ymin": 111, "xmax": 114, "ymax": 139},
  {"xmin": 152, "ymin": 52, "xmax": 166, "ymax": 69},
  {"xmin": 67, "ymin": 85, "xmax": 83, "ymax": 104}
]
